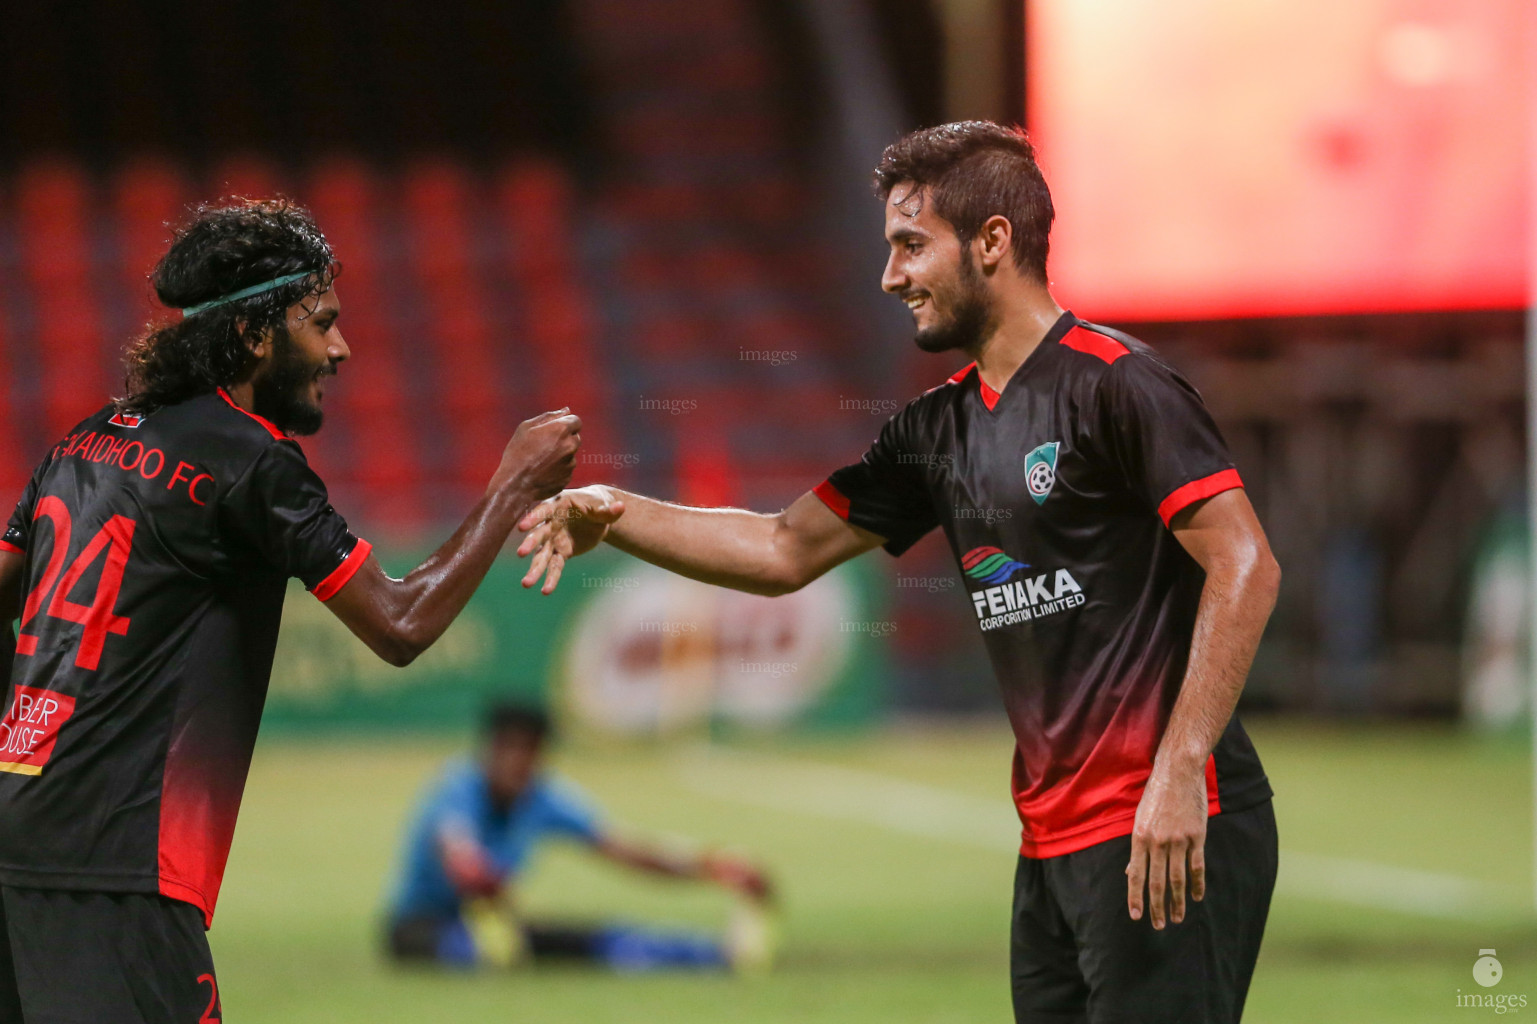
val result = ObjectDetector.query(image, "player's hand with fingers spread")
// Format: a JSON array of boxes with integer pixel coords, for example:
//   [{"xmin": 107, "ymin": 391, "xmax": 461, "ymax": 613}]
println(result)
[
  {"xmin": 516, "ymin": 485, "xmax": 626, "ymax": 595},
  {"xmin": 490, "ymin": 408, "xmax": 583, "ymax": 502},
  {"xmin": 1125, "ymin": 758, "xmax": 1208, "ymax": 930}
]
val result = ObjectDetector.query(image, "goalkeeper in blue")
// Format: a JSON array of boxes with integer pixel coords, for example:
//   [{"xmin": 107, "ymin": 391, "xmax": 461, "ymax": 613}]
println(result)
[{"xmin": 382, "ymin": 702, "xmax": 774, "ymax": 972}]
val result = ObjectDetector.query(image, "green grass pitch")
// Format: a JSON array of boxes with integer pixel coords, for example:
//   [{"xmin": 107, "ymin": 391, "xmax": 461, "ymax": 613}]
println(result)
[{"xmin": 211, "ymin": 720, "xmax": 1537, "ymax": 1022}]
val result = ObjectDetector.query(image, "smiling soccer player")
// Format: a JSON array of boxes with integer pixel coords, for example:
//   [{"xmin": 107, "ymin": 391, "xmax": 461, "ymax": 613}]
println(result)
[
  {"xmin": 520, "ymin": 122, "xmax": 1281, "ymax": 1024},
  {"xmin": 0, "ymin": 198, "xmax": 582, "ymax": 1020}
]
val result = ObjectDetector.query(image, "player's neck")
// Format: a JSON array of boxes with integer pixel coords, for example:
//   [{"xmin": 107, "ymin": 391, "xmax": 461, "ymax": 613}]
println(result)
[
  {"xmin": 222, "ymin": 380, "xmax": 257, "ymax": 412},
  {"xmin": 970, "ymin": 288, "xmax": 1065, "ymax": 395}
]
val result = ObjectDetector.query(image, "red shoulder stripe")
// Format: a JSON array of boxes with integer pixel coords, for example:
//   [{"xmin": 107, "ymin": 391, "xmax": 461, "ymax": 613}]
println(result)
[
  {"xmin": 0, "ymin": 540, "xmax": 23, "ymax": 555},
  {"xmin": 812, "ymin": 480, "xmax": 851, "ymax": 521},
  {"xmin": 216, "ymin": 388, "xmax": 285, "ymax": 441},
  {"xmin": 934, "ymin": 362, "xmax": 999, "ymax": 408},
  {"xmin": 947, "ymin": 362, "xmax": 977, "ymax": 384},
  {"xmin": 1060, "ymin": 325, "xmax": 1129, "ymax": 364},
  {"xmin": 1157, "ymin": 469, "xmax": 1243, "ymax": 526},
  {"xmin": 311, "ymin": 539, "xmax": 373, "ymax": 602}
]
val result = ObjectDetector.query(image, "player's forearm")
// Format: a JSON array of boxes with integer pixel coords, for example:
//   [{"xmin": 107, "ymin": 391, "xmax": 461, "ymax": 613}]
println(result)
[
  {"xmin": 601, "ymin": 836, "xmax": 704, "ymax": 880},
  {"xmin": 1152, "ymin": 553, "xmax": 1280, "ymax": 776},
  {"xmin": 393, "ymin": 486, "xmax": 543, "ymax": 656},
  {"xmin": 601, "ymin": 489, "xmax": 804, "ymax": 596},
  {"xmin": 344, "ymin": 483, "xmax": 539, "ymax": 666}
]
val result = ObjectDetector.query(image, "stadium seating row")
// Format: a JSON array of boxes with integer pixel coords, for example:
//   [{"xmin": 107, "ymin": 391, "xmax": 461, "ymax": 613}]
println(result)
[
  {"xmin": 0, "ymin": 156, "xmax": 608, "ymax": 533},
  {"xmin": 0, "ymin": 0, "xmax": 883, "ymax": 538}
]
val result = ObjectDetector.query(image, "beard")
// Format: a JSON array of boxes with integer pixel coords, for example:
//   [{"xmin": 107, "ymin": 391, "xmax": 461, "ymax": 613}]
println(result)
[
  {"xmin": 912, "ymin": 251, "xmax": 996, "ymax": 354},
  {"xmin": 252, "ymin": 327, "xmax": 327, "ymax": 436}
]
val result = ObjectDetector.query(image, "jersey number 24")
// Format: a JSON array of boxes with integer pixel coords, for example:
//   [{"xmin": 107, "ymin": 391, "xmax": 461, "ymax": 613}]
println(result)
[{"xmin": 16, "ymin": 496, "xmax": 135, "ymax": 671}]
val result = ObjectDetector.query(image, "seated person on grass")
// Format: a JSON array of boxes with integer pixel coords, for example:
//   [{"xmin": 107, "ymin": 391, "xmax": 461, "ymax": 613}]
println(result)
[{"xmin": 383, "ymin": 702, "xmax": 773, "ymax": 971}]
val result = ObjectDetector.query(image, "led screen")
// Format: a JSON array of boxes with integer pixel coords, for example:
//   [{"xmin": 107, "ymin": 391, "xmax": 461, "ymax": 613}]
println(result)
[{"xmin": 1028, "ymin": 0, "xmax": 1530, "ymax": 319}]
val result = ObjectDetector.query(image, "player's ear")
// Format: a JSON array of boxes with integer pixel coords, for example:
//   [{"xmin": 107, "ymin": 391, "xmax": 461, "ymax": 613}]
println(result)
[
  {"xmin": 976, "ymin": 215, "xmax": 1012, "ymax": 271},
  {"xmin": 236, "ymin": 320, "xmax": 271, "ymax": 361}
]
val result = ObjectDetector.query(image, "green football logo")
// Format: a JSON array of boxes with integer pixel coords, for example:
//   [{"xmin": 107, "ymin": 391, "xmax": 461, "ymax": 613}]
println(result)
[{"xmin": 1024, "ymin": 442, "xmax": 1059, "ymax": 504}]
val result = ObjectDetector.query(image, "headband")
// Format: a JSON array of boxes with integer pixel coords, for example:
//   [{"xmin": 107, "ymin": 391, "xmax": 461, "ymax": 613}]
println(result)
[{"xmin": 180, "ymin": 271, "xmax": 315, "ymax": 317}]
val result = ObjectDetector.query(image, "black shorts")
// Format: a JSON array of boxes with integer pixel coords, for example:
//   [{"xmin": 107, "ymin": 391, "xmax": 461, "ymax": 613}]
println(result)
[
  {"xmin": 1011, "ymin": 799, "xmax": 1277, "ymax": 1024},
  {"xmin": 0, "ymin": 886, "xmax": 220, "ymax": 1023}
]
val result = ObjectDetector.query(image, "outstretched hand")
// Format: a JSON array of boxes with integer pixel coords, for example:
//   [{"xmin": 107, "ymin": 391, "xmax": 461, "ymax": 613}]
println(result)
[
  {"xmin": 516, "ymin": 485, "xmax": 626, "ymax": 594},
  {"xmin": 702, "ymin": 852, "xmax": 775, "ymax": 905}
]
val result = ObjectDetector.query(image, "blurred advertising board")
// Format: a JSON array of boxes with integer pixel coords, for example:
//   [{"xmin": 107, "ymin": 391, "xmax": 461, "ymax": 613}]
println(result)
[{"xmin": 263, "ymin": 548, "xmax": 888, "ymax": 734}]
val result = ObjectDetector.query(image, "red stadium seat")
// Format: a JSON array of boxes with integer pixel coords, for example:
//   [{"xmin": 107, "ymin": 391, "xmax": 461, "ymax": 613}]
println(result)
[
  {"xmin": 495, "ymin": 160, "xmax": 614, "ymax": 458},
  {"xmin": 0, "ymin": 185, "xmax": 32, "ymax": 496},
  {"xmin": 111, "ymin": 156, "xmax": 189, "ymax": 328},
  {"xmin": 15, "ymin": 159, "xmax": 112, "ymax": 438},
  {"xmin": 402, "ymin": 160, "xmax": 502, "ymax": 495},
  {"xmin": 307, "ymin": 158, "xmax": 425, "ymax": 530}
]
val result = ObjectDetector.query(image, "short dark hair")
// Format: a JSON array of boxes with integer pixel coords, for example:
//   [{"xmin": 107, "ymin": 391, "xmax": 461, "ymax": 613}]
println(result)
[
  {"xmin": 873, "ymin": 121, "xmax": 1054, "ymax": 281},
  {"xmin": 483, "ymin": 701, "xmax": 552, "ymax": 742},
  {"xmin": 118, "ymin": 197, "xmax": 338, "ymax": 415}
]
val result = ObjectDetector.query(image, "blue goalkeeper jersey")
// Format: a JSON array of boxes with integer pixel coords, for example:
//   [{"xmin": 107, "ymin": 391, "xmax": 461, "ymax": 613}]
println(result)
[{"xmin": 388, "ymin": 759, "xmax": 604, "ymax": 920}]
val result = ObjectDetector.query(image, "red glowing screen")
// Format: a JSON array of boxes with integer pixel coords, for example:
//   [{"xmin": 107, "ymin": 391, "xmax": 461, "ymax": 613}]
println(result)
[{"xmin": 1027, "ymin": 0, "xmax": 1530, "ymax": 319}]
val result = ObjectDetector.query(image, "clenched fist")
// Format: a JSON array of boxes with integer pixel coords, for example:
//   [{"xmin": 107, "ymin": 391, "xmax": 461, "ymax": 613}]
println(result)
[{"xmin": 490, "ymin": 409, "xmax": 582, "ymax": 502}]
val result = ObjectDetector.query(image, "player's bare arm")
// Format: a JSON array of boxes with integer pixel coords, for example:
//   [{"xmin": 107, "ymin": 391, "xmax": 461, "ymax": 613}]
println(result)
[
  {"xmin": 515, "ymin": 486, "xmax": 884, "ymax": 596},
  {"xmin": 595, "ymin": 833, "xmax": 773, "ymax": 903},
  {"xmin": 1126, "ymin": 488, "xmax": 1280, "ymax": 930},
  {"xmin": 325, "ymin": 410, "xmax": 582, "ymax": 666}
]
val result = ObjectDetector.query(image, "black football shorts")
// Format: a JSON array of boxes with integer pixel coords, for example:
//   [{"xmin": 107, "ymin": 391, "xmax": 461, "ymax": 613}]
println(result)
[
  {"xmin": 1010, "ymin": 799, "xmax": 1277, "ymax": 1024},
  {"xmin": 0, "ymin": 885, "xmax": 220, "ymax": 1023}
]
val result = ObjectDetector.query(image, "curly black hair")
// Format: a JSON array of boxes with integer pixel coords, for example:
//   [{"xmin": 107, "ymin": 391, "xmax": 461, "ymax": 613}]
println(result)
[
  {"xmin": 118, "ymin": 197, "xmax": 339, "ymax": 415},
  {"xmin": 873, "ymin": 121, "xmax": 1054, "ymax": 282}
]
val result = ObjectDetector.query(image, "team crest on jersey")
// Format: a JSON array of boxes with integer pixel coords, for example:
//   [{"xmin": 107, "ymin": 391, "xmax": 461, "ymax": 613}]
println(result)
[
  {"xmin": 108, "ymin": 411, "xmax": 143, "ymax": 429},
  {"xmin": 1024, "ymin": 442, "xmax": 1059, "ymax": 504}
]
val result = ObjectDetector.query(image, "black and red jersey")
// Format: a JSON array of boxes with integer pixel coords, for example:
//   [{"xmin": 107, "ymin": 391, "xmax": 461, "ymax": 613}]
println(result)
[
  {"xmin": 0, "ymin": 390, "xmax": 370, "ymax": 925},
  {"xmin": 815, "ymin": 312, "xmax": 1271, "ymax": 858}
]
